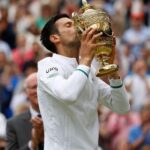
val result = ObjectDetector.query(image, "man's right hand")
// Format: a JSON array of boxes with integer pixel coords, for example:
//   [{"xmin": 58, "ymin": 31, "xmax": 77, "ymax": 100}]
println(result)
[
  {"xmin": 79, "ymin": 28, "xmax": 103, "ymax": 67},
  {"xmin": 31, "ymin": 116, "xmax": 44, "ymax": 149}
]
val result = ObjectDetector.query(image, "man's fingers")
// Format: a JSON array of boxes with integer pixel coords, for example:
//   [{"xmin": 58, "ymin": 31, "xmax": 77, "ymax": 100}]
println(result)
[
  {"xmin": 94, "ymin": 42, "xmax": 107, "ymax": 47},
  {"xmin": 32, "ymin": 117, "xmax": 42, "ymax": 122},
  {"xmin": 86, "ymin": 28, "xmax": 97, "ymax": 41},
  {"xmin": 32, "ymin": 117, "xmax": 43, "ymax": 128},
  {"xmin": 82, "ymin": 28, "xmax": 92, "ymax": 40},
  {"xmin": 91, "ymin": 32, "xmax": 103, "ymax": 43}
]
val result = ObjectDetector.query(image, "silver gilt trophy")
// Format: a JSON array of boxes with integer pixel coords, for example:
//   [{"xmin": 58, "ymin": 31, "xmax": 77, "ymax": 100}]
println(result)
[{"xmin": 72, "ymin": 0, "xmax": 119, "ymax": 76}]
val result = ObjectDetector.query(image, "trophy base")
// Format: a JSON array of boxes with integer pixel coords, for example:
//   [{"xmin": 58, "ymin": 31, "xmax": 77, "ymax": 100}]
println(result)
[{"xmin": 96, "ymin": 64, "xmax": 119, "ymax": 77}]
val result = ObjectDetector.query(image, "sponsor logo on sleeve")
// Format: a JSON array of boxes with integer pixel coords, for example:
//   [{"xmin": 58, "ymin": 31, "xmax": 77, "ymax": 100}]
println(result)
[{"xmin": 46, "ymin": 67, "xmax": 58, "ymax": 73}]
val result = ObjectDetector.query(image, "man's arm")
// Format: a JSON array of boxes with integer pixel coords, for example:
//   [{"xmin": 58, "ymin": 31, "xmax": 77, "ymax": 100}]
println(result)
[
  {"xmin": 98, "ymin": 72, "xmax": 130, "ymax": 114},
  {"xmin": 38, "ymin": 28, "xmax": 102, "ymax": 105},
  {"xmin": 38, "ymin": 64, "xmax": 90, "ymax": 104}
]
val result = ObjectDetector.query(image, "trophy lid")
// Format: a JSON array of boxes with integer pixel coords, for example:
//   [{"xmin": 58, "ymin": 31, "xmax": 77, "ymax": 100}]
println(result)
[
  {"xmin": 81, "ymin": 0, "xmax": 93, "ymax": 12},
  {"xmin": 72, "ymin": 0, "xmax": 112, "ymax": 35}
]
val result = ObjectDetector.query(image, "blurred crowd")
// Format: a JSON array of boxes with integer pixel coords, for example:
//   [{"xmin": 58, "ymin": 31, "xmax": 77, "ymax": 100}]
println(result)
[{"xmin": 0, "ymin": 0, "xmax": 150, "ymax": 150}]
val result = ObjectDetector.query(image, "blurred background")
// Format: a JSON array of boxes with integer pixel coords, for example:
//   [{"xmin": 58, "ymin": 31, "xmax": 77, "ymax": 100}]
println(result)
[{"xmin": 0, "ymin": 0, "xmax": 150, "ymax": 150}]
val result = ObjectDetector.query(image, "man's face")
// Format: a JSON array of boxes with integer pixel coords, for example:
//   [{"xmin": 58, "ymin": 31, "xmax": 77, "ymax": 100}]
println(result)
[
  {"xmin": 26, "ymin": 76, "xmax": 38, "ymax": 110},
  {"xmin": 131, "ymin": 17, "xmax": 143, "ymax": 28},
  {"xmin": 55, "ymin": 17, "xmax": 80, "ymax": 49},
  {"xmin": 133, "ymin": 60, "xmax": 147, "ymax": 77}
]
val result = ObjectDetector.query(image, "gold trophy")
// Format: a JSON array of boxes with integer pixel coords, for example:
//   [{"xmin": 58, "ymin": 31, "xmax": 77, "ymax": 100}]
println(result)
[{"xmin": 72, "ymin": 0, "xmax": 119, "ymax": 76}]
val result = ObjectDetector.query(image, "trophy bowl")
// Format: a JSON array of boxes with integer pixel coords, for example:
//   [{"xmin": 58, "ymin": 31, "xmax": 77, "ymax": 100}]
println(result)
[{"xmin": 72, "ymin": 0, "xmax": 119, "ymax": 77}]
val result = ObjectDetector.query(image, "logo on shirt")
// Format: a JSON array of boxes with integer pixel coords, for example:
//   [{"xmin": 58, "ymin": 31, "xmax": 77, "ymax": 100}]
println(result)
[{"xmin": 46, "ymin": 67, "xmax": 58, "ymax": 73}]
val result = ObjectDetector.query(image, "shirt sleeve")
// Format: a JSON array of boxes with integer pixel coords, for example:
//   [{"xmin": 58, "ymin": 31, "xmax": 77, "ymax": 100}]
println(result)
[
  {"xmin": 97, "ymin": 78, "xmax": 130, "ymax": 114},
  {"xmin": 38, "ymin": 63, "xmax": 90, "ymax": 105}
]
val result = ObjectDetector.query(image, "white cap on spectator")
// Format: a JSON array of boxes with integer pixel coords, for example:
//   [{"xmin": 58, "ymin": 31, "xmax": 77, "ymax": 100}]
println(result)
[{"xmin": 131, "ymin": 0, "xmax": 144, "ymax": 19}]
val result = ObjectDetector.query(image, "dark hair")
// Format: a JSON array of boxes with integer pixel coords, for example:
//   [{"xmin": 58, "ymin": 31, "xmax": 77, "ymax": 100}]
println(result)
[
  {"xmin": 40, "ymin": 14, "xmax": 70, "ymax": 53},
  {"xmin": 22, "ymin": 60, "xmax": 37, "ymax": 74}
]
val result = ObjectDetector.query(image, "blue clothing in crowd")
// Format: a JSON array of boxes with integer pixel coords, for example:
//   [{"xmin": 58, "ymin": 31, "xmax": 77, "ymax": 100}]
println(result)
[{"xmin": 128, "ymin": 125, "xmax": 150, "ymax": 150}]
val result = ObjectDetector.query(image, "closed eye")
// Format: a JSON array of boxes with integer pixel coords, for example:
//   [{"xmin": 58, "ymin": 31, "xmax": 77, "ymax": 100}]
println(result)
[{"xmin": 65, "ymin": 22, "xmax": 73, "ymax": 27}]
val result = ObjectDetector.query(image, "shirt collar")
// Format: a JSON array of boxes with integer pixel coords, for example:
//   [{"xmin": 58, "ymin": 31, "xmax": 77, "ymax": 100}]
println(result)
[
  {"xmin": 29, "ymin": 106, "xmax": 40, "ymax": 119},
  {"xmin": 53, "ymin": 53, "xmax": 78, "ymax": 68}
]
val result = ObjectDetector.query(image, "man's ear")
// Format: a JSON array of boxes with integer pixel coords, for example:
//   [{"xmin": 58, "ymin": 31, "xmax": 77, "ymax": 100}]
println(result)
[{"xmin": 49, "ymin": 34, "xmax": 60, "ymax": 44}]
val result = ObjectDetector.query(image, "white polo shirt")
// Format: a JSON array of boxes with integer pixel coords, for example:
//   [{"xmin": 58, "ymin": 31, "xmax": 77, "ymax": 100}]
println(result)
[{"xmin": 37, "ymin": 54, "xmax": 130, "ymax": 150}]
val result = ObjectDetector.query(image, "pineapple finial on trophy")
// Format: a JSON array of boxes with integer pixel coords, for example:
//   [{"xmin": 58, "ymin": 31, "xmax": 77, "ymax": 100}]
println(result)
[
  {"xmin": 81, "ymin": 0, "xmax": 93, "ymax": 12},
  {"xmin": 82, "ymin": 0, "xmax": 88, "ymax": 5}
]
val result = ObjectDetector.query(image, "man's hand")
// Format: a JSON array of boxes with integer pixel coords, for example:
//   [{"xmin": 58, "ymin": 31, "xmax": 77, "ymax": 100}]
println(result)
[
  {"xmin": 108, "ymin": 72, "xmax": 120, "ymax": 79},
  {"xmin": 31, "ymin": 116, "xmax": 44, "ymax": 150},
  {"xmin": 79, "ymin": 28, "xmax": 103, "ymax": 66}
]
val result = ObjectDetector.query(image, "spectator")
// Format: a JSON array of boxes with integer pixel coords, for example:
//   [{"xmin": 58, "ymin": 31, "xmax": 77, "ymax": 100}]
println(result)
[
  {"xmin": 0, "ymin": 7, "xmax": 16, "ymax": 49},
  {"xmin": 14, "ymin": 2, "xmax": 35, "ymax": 34},
  {"xmin": 122, "ymin": 0, "xmax": 150, "ymax": 60},
  {"xmin": 36, "ymin": 4, "xmax": 53, "ymax": 30},
  {"xmin": 5, "ymin": 73, "xmax": 44, "ymax": 150},
  {"xmin": 12, "ymin": 34, "xmax": 35, "ymax": 71},
  {"xmin": 142, "ymin": 39, "xmax": 150, "ymax": 73},
  {"xmin": 0, "ymin": 52, "xmax": 14, "ymax": 118},
  {"xmin": 10, "ymin": 60, "xmax": 37, "ymax": 115},
  {"xmin": 98, "ymin": 103, "xmax": 140, "ymax": 150},
  {"xmin": 124, "ymin": 59, "xmax": 150, "ymax": 111},
  {"xmin": 0, "ymin": 39, "xmax": 11, "ymax": 60},
  {"xmin": 127, "ymin": 103, "xmax": 150, "ymax": 150},
  {"xmin": 25, "ymin": 23, "xmax": 40, "ymax": 50},
  {"xmin": 7, "ymin": 0, "xmax": 18, "ymax": 23}
]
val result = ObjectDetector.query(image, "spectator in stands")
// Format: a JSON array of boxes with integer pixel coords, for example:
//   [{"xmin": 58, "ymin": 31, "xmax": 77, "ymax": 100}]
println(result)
[
  {"xmin": 122, "ymin": 1, "xmax": 150, "ymax": 60},
  {"xmin": 124, "ymin": 59, "xmax": 150, "ymax": 111},
  {"xmin": 98, "ymin": 103, "xmax": 140, "ymax": 150},
  {"xmin": 12, "ymin": 34, "xmax": 35, "ymax": 71},
  {"xmin": 127, "ymin": 103, "xmax": 150, "ymax": 150},
  {"xmin": 0, "ymin": 37, "xmax": 11, "ymax": 59},
  {"xmin": 0, "ymin": 52, "xmax": 13, "ymax": 118},
  {"xmin": 14, "ymin": 2, "xmax": 35, "ymax": 34},
  {"xmin": 5, "ymin": 73, "xmax": 44, "ymax": 150},
  {"xmin": 10, "ymin": 60, "xmax": 37, "ymax": 115},
  {"xmin": 36, "ymin": 4, "xmax": 53, "ymax": 30},
  {"xmin": 0, "ymin": 7, "xmax": 16, "ymax": 49}
]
